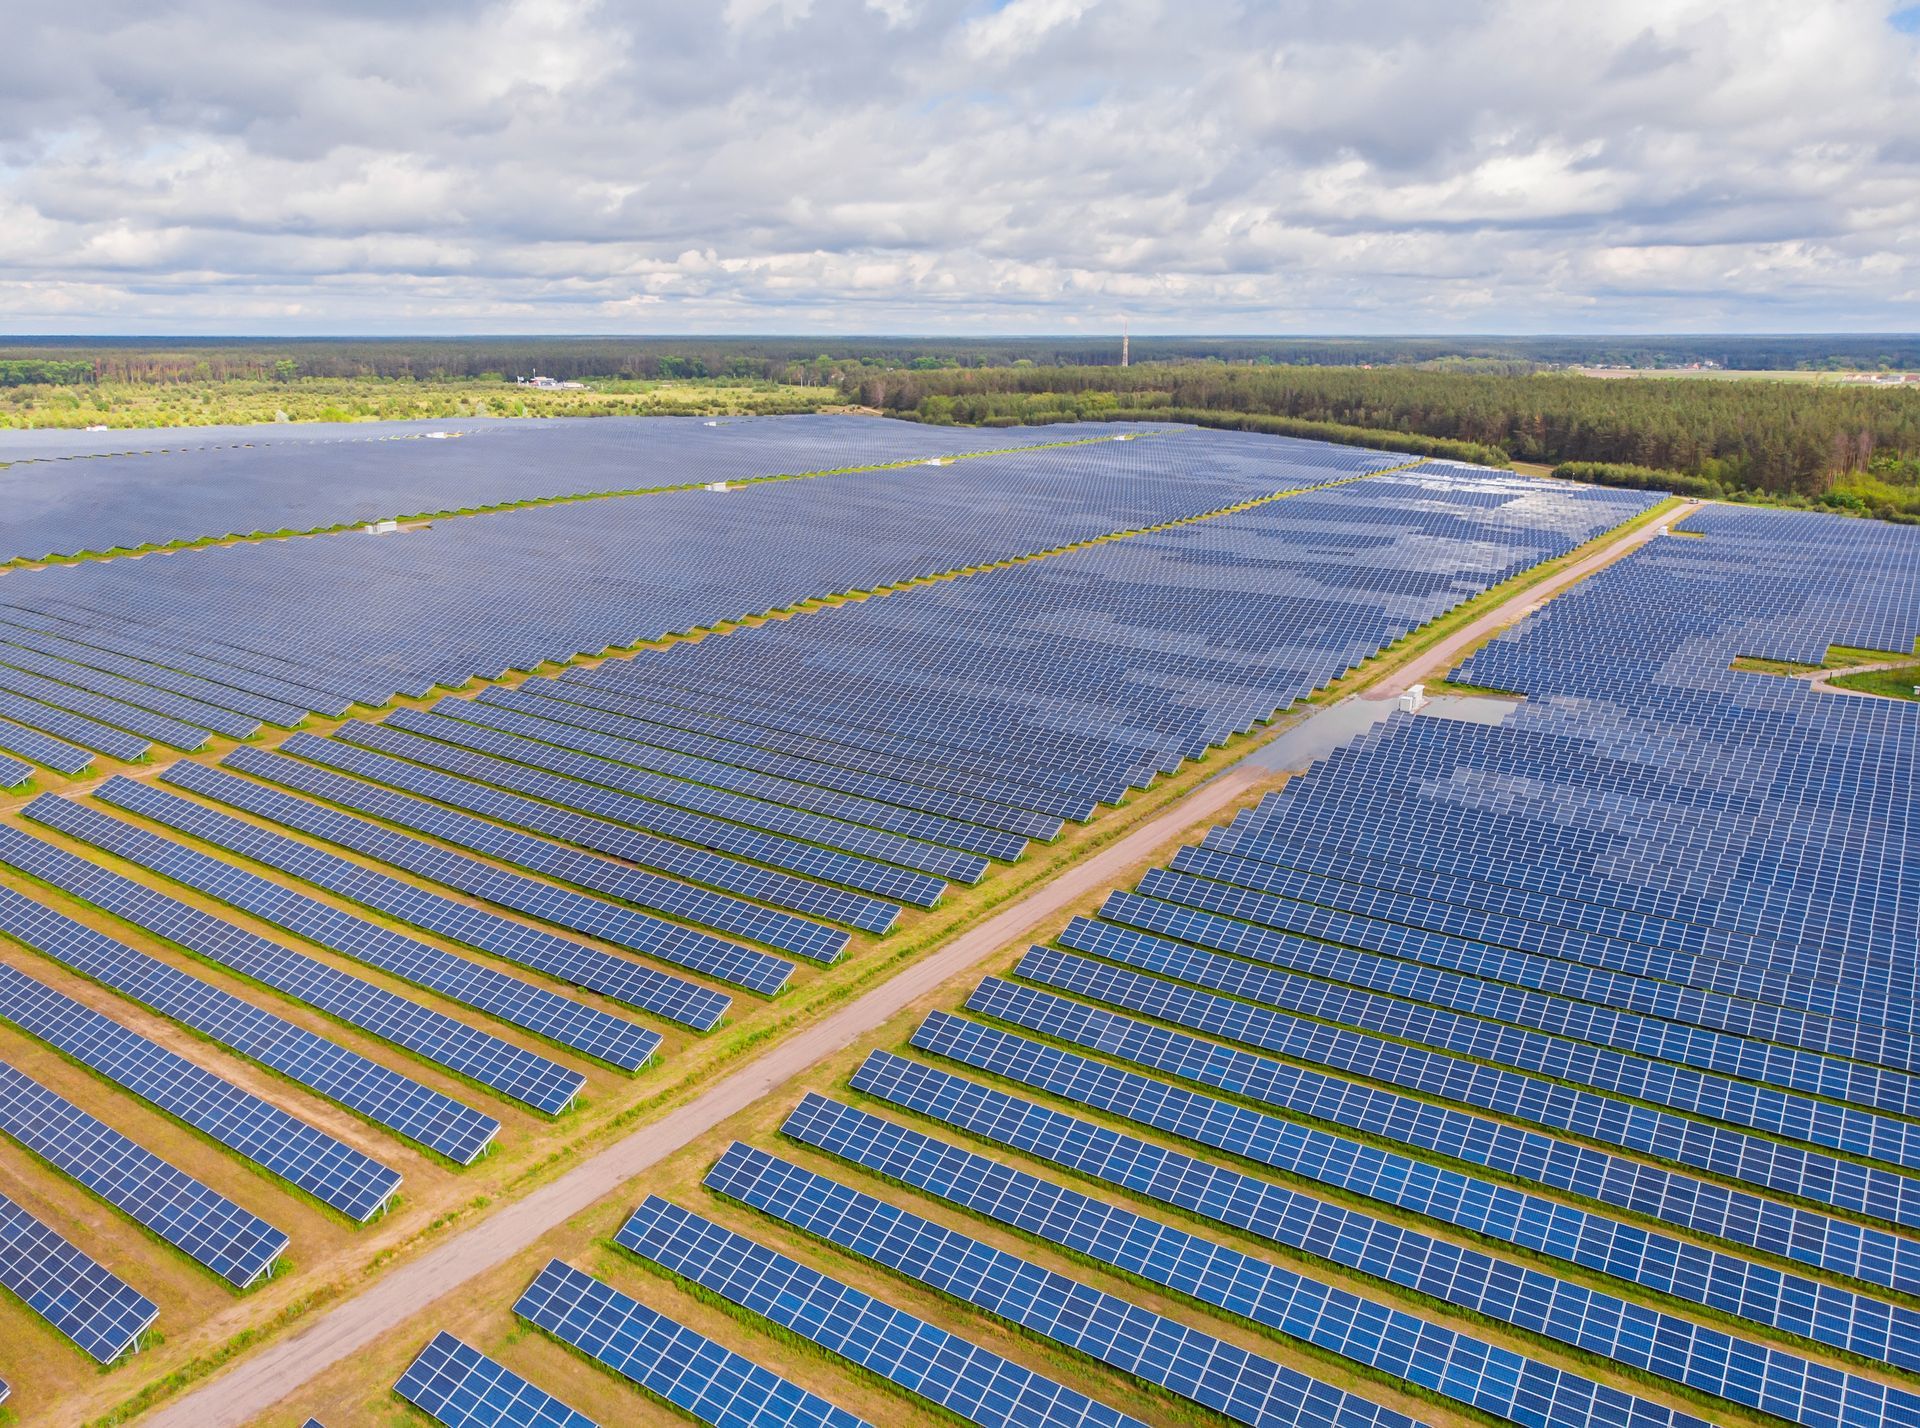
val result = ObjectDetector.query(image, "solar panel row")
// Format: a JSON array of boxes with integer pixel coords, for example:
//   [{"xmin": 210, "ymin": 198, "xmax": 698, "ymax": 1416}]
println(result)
[
  {"xmin": 0, "ymin": 686, "xmax": 151, "ymax": 761},
  {"xmin": 908, "ymin": 1010, "xmax": 1920, "ymax": 1300},
  {"xmin": 849, "ymin": 1049, "xmax": 1920, "ymax": 1373},
  {"xmin": 472, "ymin": 685, "xmax": 1035, "ymax": 861},
  {"xmin": 215, "ymin": 744, "xmax": 848, "ymax": 964},
  {"xmin": 162, "ymin": 759, "xmax": 800, "ymax": 993},
  {"xmin": 0, "ymin": 713, "xmax": 93, "ymax": 775},
  {"xmin": 0, "ymin": 1058, "xmax": 287, "ymax": 1287},
  {"xmin": 0, "ymin": 959, "xmax": 400, "ymax": 1221},
  {"xmin": 1119, "ymin": 862, "xmax": 1920, "ymax": 1110},
  {"xmin": 515, "ymin": 1257, "xmax": 871, "ymax": 1428},
  {"xmin": 337, "ymin": 718, "xmax": 944, "ymax": 908},
  {"xmin": 16, "ymin": 795, "xmax": 655, "ymax": 1077},
  {"xmin": 703, "ymin": 1142, "xmax": 1423, "ymax": 1428},
  {"xmin": 78, "ymin": 778, "xmax": 733, "ymax": 1030},
  {"xmin": 0, "ymin": 1186, "xmax": 157, "ymax": 1363},
  {"xmin": 615, "ymin": 1195, "xmax": 1149, "ymax": 1428},
  {"xmin": 419, "ymin": 701, "xmax": 991, "ymax": 885},
  {"xmin": 793, "ymin": 1085, "xmax": 1920, "ymax": 1428},
  {"xmin": 0, "ymin": 880, "xmax": 498, "ymax": 1164},
  {"xmin": 1020, "ymin": 935, "xmax": 1920, "ymax": 1180},
  {"xmin": 503, "ymin": 675, "xmax": 1060, "ymax": 839},
  {"xmin": 394, "ymin": 1331, "xmax": 596, "ymax": 1428},
  {"xmin": 964, "ymin": 974, "xmax": 1920, "ymax": 1234},
  {"xmin": 279, "ymin": 730, "xmax": 900, "ymax": 934},
  {"xmin": 1160, "ymin": 838, "xmax": 1920, "ymax": 1077}
]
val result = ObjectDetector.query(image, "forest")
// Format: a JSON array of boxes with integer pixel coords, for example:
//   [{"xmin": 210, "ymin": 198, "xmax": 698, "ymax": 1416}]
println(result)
[
  {"xmin": 6, "ymin": 333, "xmax": 1920, "ymax": 384},
  {"xmin": 851, "ymin": 364, "xmax": 1920, "ymax": 517}
]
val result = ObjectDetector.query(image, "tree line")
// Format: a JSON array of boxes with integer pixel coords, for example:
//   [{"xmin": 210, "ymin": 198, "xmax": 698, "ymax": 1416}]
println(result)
[{"xmin": 850, "ymin": 364, "xmax": 1920, "ymax": 499}]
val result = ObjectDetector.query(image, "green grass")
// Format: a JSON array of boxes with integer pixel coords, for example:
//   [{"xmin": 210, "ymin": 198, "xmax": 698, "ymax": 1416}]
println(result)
[
  {"xmin": 1729, "ymin": 655, "xmax": 1822, "ymax": 676},
  {"xmin": 1827, "ymin": 664, "xmax": 1920, "ymax": 700}
]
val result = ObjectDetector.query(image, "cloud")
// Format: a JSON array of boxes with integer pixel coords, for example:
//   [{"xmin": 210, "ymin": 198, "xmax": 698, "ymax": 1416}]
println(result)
[{"xmin": 0, "ymin": 0, "xmax": 1916, "ymax": 333}]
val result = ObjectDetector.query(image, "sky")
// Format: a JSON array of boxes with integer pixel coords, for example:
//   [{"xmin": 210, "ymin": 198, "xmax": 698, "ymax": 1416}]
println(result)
[{"xmin": 2, "ymin": 0, "xmax": 1919, "ymax": 335}]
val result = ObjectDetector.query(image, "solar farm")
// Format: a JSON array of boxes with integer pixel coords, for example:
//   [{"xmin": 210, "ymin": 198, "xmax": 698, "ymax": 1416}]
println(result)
[{"xmin": 0, "ymin": 413, "xmax": 1913, "ymax": 1428}]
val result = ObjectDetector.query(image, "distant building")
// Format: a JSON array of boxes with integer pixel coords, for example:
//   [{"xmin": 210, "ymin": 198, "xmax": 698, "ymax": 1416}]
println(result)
[{"xmin": 516, "ymin": 374, "xmax": 587, "ymax": 390}]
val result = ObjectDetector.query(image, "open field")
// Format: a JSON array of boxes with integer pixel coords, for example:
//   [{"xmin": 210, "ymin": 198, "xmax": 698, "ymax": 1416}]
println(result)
[{"xmin": 0, "ymin": 378, "xmax": 838, "ymax": 432}]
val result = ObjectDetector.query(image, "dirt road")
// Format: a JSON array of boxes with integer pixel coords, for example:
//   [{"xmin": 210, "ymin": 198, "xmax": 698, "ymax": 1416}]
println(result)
[{"xmin": 144, "ymin": 498, "xmax": 1692, "ymax": 1428}]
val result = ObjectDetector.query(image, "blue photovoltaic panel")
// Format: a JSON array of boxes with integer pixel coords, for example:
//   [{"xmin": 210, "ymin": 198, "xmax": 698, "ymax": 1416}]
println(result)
[
  {"xmin": 158, "ymin": 760, "xmax": 795, "ymax": 993},
  {"xmin": 0, "ymin": 751, "xmax": 27, "ymax": 786},
  {"xmin": 1018, "ymin": 936, "xmax": 1920, "ymax": 1176},
  {"xmin": 336, "ymin": 720, "xmax": 942, "ymax": 909},
  {"xmin": 850, "ymin": 1050, "xmax": 1920, "ymax": 1373},
  {"xmin": 516, "ymin": 1258, "xmax": 871, "ymax": 1428},
  {"xmin": 0, "ymin": 1187, "xmax": 157, "ymax": 1363},
  {"xmin": 0, "ymin": 610, "xmax": 355, "ymax": 719},
  {"xmin": 68, "ymin": 780, "xmax": 733, "ymax": 1031},
  {"xmin": 0, "ymin": 643, "xmax": 260, "ymax": 738},
  {"xmin": 503, "ymin": 676, "xmax": 1060, "ymax": 840},
  {"xmin": 1156, "ymin": 839, "xmax": 1920, "ymax": 1077},
  {"xmin": 215, "ymin": 745, "xmax": 848, "ymax": 964},
  {"xmin": 12, "ymin": 798, "xmax": 654, "ymax": 1078},
  {"xmin": 0, "ymin": 662, "xmax": 211, "ymax": 749},
  {"xmin": 0, "ymin": 959, "xmax": 400, "ymax": 1221},
  {"xmin": 0, "ymin": 881, "xmax": 499, "ymax": 1164},
  {"xmin": 1106, "ymin": 867, "xmax": 1920, "ymax": 1115},
  {"xmin": 281, "ymin": 731, "xmax": 899, "ymax": 934},
  {"xmin": 469, "ymin": 686, "xmax": 1032, "ymax": 861},
  {"xmin": 964, "ymin": 974, "xmax": 1920, "ymax": 1233},
  {"xmin": 0, "ymin": 688, "xmax": 151, "ymax": 760},
  {"xmin": 789, "ymin": 1091, "xmax": 1915, "ymax": 1428},
  {"xmin": 615, "ymin": 1198, "xmax": 1147, "ymax": 1428},
  {"xmin": 409, "ymin": 704, "xmax": 990, "ymax": 885},
  {"xmin": 0, "ymin": 625, "xmax": 308, "ymax": 727},
  {"xmin": 0, "ymin": 714, "xmax": 93, "ymax": 775},
  {"xmin": 394, "ymin": 1332, "xmax": 597, "ymax": 1428},
  {"xmin": 908, "ymin": 1011, "xmax": 1920, "ymax": 1299},
  {"xmin": 0, "ymin": 1058, "xmax": 287, "ymax": 1287},
  {"xmin": 704, "ymin": 1143, "xmax": 1421, "ymax": 1428}
]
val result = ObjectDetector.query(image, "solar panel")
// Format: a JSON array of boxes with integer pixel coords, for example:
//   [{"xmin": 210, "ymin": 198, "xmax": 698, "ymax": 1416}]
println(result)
[
  {"xmin": 850, "ymin": 1050, "xmax": 1920, "ymax": 1372},
  {"xmin": 0, "ymin": 1187, "xmax": 158, "ymax": 1363},
  {"xmin": 153, "ymin": 760, "xmax": 797, "ymax": 994},
  {"xmin": 0, "ymin": 713, "xmax": 93, "ymax": 775},
  {"xmin": 515, "ymin": 1258, "xmax": 871, "ymax": 1428},
  {"xmin": 0, "ymin": 624, "xmax": 307, "ymax": 727},
  {"xmin": 1017, "ymin": 936, "xmax": 1920, "ymax": 1176},
  {"xmin": 787, "ymin": 1091, "xmax": 1915, "ymax": 1428},
  {"xmin": 0, "ymin": 751, "xmax": 28, "ymax": 786},
  {"xmin": 211, "ymin": 746, "xmax": 848, "ymax": 964},
  {"xmin": 336, "ymin": 719, "xmax": 941, "ymax": 908},
  {"xmin": 0, "ymin": 662, "xmax": 211, "ymax": 749},
  {"xmin": 0, "ymin": 1058, "xmax": 287, "ymax": 1287},
  {"xmin": 405, "ymin": 704, "xmax": 989, "ymax": 885},
  {"xmin": 69, "ymin": 780, "xmax": 734, "ymax": 1031},
  {"xmin": 615, "ymin": 1197, "xmax": 1148, "ymax": 1428},
  {"xmin": 0, "ymin": 959, "xmax": 400, "ymax": 1221},
  {"xmin": 964, "ymin": 974, "xmax": 1920, "ymax": 1233},
  {"xmin": 0, "ymin": 687, "xmax": 151, "ymax": 760},
  {"xmin": 0, "ymin": 880, "xmax": 500, "ymax": 1164},
  {"xmin": 393, "ymin": 1331, "xmax": 597, "ymax": 1428},
  {"xmin": 502, "ymin": 676, "xmax": 1059, "ymax": 839},
  {"xmin": 280, "ymin": 730, "xmax": 899, "ymax": 933},
  {"xmin": 468, "ymin": 686, "xmax": 1032, "ymax": 861},
  {"xmin": 14, "ymin": 797, "xmax": 654, "ymax": 1077},
  {"xmin": 909, "ymin": 1010, "xmax": 1920, "ymax": 1298},
  {"xmin": 703, "ymin": 1143, "xmax": 1422, "ymax": 1428},
  {"xmin": 0, "ymin": 642, "xmax": 260, "ymax": 738}
]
